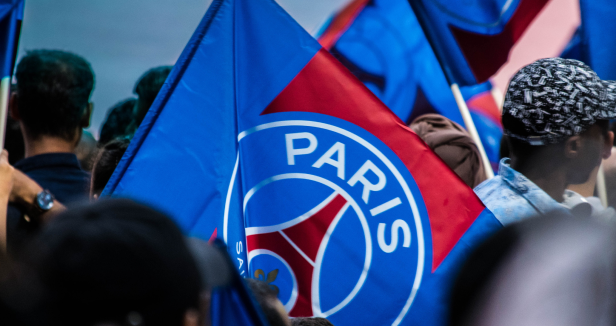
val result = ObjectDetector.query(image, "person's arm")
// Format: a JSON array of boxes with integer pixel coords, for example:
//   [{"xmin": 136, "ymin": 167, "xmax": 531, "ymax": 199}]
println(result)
[
  {"xmin": 10, "ymin": 169, "xmax": 66, "ymax": 225},
  {"xmin": 0, "ymin": 150, "xmax": 14, "ymax": 252}
]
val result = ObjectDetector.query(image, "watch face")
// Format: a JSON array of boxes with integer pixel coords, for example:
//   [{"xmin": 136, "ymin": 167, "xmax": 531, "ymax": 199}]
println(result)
[{"xmin": 37, "ymin": 191, "xmax": 55, "ymax": 211}]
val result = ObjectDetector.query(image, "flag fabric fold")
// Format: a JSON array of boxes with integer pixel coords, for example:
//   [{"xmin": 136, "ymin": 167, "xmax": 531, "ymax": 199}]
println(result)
[
  {"xmin": 0, "ymin": 0, "xmax": 22, "ymax": 79},
  {"xmin": 408, "ymin": 0, "xmax": 549, "ymax": 86},
  {"xmin": 580, "ymin": 0, "xmax": 616, "ymax": 79},
  {"xmin": 104, "ymin": 0, "xmax": 501, "ymax": 324},
  {"xmin": 317, "ymin": 0, "xmax": 502, "ymax": 168}
]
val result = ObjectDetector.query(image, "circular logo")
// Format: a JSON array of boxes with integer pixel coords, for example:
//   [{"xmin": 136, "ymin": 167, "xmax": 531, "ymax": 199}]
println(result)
[{"xmin": 225, "ymin": 115, "xmax": 428, "ymax": 325}]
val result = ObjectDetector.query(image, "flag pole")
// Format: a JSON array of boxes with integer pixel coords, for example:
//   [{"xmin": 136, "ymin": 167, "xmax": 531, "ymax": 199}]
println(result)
[
  {"xmin": 0, "ymin": 76, "xmax": 8, "ymax": 253},
  {"xmin": 0, "ymin": 76, "xmax": 10, "ymax": 148},
  {"xmin": 0, "ymin": 0, "xmax": 25, "ymax": 252},
  {"xmin": 451, "ymin": 83, "xmax": 494, "ymax": 179},
  {"xmin": 407, "ymin": 0, "xmax": 495, "ymax": 180},
  {"xmin": 597, "ymin": 163, "xmax": 608, "ymax": 207}
]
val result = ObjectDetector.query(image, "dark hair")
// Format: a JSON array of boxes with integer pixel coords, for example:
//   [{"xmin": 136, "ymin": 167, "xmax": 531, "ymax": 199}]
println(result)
[
  {"xmin": 132, "ymin": 66, "xmax": 172, "ymax": 127},
  {"xmin": 25, "ymin": 199, "xmax": 202, "ymax": 326},
  {"xmin": 15, "ymin": 50, "xmax": 94, "ymax": 141},
  {"xmin": 91, "ymin": 139, "xmax": 130, "ymax": 196},
  {"xmin": 291, "ymin": 317, "xmax": 335, "ymax": 326},
  {"xmin": 246, "ymin": 278, "xmax": 288, "ymax": 326},
  {"xmin": 99, "ymin": 98, "xmax": 137, "ymax": 145}
]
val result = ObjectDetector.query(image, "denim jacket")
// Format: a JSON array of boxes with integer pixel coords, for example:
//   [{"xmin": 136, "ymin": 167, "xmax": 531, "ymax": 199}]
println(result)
[{"xmin": 474, "ymin": 158, "xmax": 571, "ymax": 226}]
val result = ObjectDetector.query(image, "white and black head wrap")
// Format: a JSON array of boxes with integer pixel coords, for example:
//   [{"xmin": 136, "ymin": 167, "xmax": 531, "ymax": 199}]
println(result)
[{"xmin": 503, "ymin": 58, "xmax": 616, "ymax": 145}]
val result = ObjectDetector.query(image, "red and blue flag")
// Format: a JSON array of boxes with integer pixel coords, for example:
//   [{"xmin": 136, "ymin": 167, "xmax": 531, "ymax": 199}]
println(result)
[
  {"xmin": 317, "ymin": 0, "xmax": 502, "ymax": 170},
  {"xmin": 408, "ymin": 0, "xmax": 549, "ymax": 86},
  {"xmin": 103, "ymin": 0, "xmax": 502, "ymax": 324},
  {"xmin": 0, "ymin": 0, "xmax": 22, "ymax": 79},
  {"xmin": 0, "ymin": 0, "xmax": 23, "ymax": 144}
]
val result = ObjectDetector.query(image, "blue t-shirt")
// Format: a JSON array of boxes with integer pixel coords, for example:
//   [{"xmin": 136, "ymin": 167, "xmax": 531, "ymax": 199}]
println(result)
[{"xmin": 7, "ymin": 153, "xmax": 90, "ymax": 254}]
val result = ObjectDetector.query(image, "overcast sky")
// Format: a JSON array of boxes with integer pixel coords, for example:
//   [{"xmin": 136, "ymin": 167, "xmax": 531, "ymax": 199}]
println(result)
[{"xmin": 18, "ymin": 0, "xmax": 352, "ymax": 137}]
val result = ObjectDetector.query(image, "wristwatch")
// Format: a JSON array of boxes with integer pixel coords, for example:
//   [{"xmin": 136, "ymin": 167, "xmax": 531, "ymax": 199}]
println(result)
[
  {"xmin": 36, "ymin": 190, "xmax": 55, "ymax": 211},
  {"xmin": 27, "ymin": 190, "xmax": 55, "ymax": 219}
]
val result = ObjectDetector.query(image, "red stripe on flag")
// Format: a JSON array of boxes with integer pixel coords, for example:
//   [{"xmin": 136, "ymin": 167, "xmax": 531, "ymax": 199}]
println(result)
[
  {"xmin": 208, "ymin": 228, "xmax": 218, "ymax": 243},
  {"xmin": 450, "ymin": 0, "xmax": 550, "ymax": 83},
  {"xmin": 262, "ymin": 48, "xmax": 485, "ymax": 272},
  {"xmin": 318, "ymin": 0, "xmax": 371, "ymax": 50},
  {"xmin": 466, "ymin": 91, "xmax": 502, "ymax": 127},
  {"xmin": 247, "ymin": 231, "xmax": 314, "ymax": 317}
]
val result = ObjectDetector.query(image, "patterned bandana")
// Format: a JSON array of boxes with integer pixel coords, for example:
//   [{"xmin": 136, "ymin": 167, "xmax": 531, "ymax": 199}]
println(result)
[{"xmin": 503, "ymin": 58, "xmax": 616, "ymax": 145}]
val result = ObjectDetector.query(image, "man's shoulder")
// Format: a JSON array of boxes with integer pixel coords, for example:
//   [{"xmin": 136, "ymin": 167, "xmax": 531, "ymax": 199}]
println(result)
[
  {"xmin": 16, "ymin": 153, "xmax": 90, "ymax": 203},
  {"xmin": 474, "ymin": 176, "xmax": 545, "ymax": 226},
  {"xmin": 474, "ymin": 176, "xmax": 516, "ymax": 201}
]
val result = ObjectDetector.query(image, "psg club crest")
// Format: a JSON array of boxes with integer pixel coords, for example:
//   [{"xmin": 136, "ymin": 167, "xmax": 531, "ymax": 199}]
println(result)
[{"xmin": 225, "ymin": 112, "xmax": 433, "ymax": 324}]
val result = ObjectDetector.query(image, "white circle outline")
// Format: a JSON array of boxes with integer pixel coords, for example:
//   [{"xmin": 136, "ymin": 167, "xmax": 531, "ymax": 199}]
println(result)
[
  {"xmin": 226, "ymin": 120, "xmax": 425, "ymax": 325},
  {"xmin": 243, "ymin": 173, "xmax": 371, "ymax": 317}
]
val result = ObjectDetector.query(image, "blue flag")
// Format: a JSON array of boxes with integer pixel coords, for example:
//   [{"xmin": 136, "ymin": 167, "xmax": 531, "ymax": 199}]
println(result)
[
  {"xmin": 104, "ymin": 0, "xmax": 501, "ymax": 324},
  {"xmin": 560, "ymin": 27, "xmax": 582, "ymax": 61},
  {"xmin": 408, "ymin": 0, "xmax": 549, "ymax": 86},
  {"xmin": 0, "ymin": 0, "xmax": 22, "ymax": 79},
  {"xmin": 580, "ymin": 0, "xmax": 616, "ymax": 79},
  {"xmin": 317, "ymin": 0, "xmax": 502, "ymax": 168}
]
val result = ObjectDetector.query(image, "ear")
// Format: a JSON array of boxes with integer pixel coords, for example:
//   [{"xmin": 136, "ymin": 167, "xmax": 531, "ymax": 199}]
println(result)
[
  {"xmin": 603, "ymin": 131, "xmax": 614, "ymax": 159},
  {"xmin": 564, "ymin": 135, "xmax": 582, "ymax": 159},
  {"xmin": 8, "ymin": 92, "xmax": 19, "ymax": 120},
  {"xmin": 80, "ymin": 102, "xmax": 93, "ymax": 128}
]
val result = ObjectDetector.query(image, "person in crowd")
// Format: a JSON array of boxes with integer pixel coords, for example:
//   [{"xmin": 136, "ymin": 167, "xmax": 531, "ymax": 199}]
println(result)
[
  {"xmin": 562, "ymin": 164, "xmax": 616, "ymax": 220},
  {"xmin": 125, "ymin": 66, "xmax": 173, "ymax": 136},
  {"xmin": 563, "ymin": 119, "xmax": 614, "ymax": 218},
  {"xmin": 409, "ymin": 113, "xmax": 487, "ymax": 188},
  {"xmin": 0, "ymin": 150, "xmax": 66, "ymax": 252},
  {"xmin": 74, "ymin": 130, "xmax": 97, "ymax": 172},
  {"xmin": 291, "ymin": 317, "xmax": 335, "ymax": 326},
  {"xmin": 0, "ymin": 149, "xmax": 65, "ymax": 325},
  {"xmin": 90, "ymin": 139, "xmax": 130, "ymax": 199},
  {"xmin": 23, "ymin": 199, "xmax": 204, "ymax": 326},
  {"xmin": 6, "ymin": 50, "xmax": 94, "ymax": 254},
  {"xmin": 246, "ymin": 278, "xmax": 291, "ymax": 326},
  {"xmin": 449, "ymin": 213, "xmax": 616, "ymax": 326},
  {"xmin": 475, "ymin": 58, "xmax": 615, "ymax": 224},
  {"xmin": 98, "ymin": 98, "xmax": 136, "ymax": 145}
]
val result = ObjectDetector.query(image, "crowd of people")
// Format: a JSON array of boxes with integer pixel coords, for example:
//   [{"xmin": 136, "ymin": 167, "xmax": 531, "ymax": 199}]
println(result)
[{"xmin": 1, "ymin": 48, "xmax": 616, "ymax": 325}]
